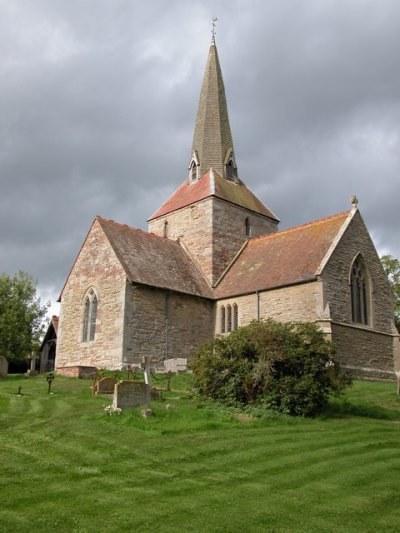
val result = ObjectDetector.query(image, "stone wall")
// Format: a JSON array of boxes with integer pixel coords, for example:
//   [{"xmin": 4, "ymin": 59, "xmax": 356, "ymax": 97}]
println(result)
[
  {"xmin": 321, "ymin": 210, "xmax": 400, "ymax": 377},
  {"xmin": 123, "ymin": 283, "xmax": 214, "ymax": 367},
  {"xmin": 56, "ymin": 219, "xmax": 127, "ymax": 371},
  {"xmin": 331, "ymin": 323, "xmax": 397, "ymax": 379},
  {"xmin": 148, "ymin": 197, "xmax": 277, "ymax": 286},
  {"xmin": 215, "ymin": 281, "xmax": 323, "ymax": 334}
]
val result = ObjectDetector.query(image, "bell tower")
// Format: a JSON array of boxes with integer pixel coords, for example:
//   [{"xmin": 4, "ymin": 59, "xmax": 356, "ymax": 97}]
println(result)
[{"xmin": 148, "ymin": 37, "xmax": 279, "ymax": 286}]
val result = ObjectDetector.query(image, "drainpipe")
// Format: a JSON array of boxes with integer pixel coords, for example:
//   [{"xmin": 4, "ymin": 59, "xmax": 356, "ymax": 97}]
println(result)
[
  {"xmin": 165, "ymin": 292, "xmax": 170, "ymax": 360},
  {"xmin": 256, "ymin": 290, "xmax": 260, "ymax": 321}
]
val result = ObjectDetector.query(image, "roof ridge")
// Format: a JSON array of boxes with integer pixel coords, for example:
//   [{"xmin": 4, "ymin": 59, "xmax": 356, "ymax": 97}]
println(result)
[
  {"xmin": 96, "ymin": 215, "xmax": 180, "ymax": 245},
  {"xmin": 249, "ymin": 210, "xmax": 350, "ymax": 243}
]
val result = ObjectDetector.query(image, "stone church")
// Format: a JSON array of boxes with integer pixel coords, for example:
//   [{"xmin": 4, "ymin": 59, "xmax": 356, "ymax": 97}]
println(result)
[{"xmin": 55, "ymin": 40, "xmax": 400, "ymax": 380}]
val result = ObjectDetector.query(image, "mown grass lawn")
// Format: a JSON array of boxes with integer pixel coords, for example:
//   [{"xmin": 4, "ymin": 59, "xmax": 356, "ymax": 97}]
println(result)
[{"xmin": 1, "ymin": 374, "xmax": 400, "ymax": 533}]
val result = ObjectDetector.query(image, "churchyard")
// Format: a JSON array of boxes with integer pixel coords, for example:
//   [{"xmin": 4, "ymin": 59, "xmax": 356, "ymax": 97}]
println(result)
[{"xmin": 1, "ymin": 372, "xmax": 400, "ymax": 532}]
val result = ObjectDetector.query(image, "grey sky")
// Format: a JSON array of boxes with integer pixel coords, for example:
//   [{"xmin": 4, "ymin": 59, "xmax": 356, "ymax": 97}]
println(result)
[{"xmin": 1, "ymin": 0, "xmax": 399, "ymax": 316}]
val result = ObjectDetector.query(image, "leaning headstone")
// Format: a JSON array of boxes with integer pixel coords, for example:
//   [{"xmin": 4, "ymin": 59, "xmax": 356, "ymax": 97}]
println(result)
[
  {"xmin": 0, "ymin": 356, "xmax": 8, "ymax": 378},
  {"xmin": 112, "ymin": 380, "xmax": 150, "ymax": 410},
  {"xmin": 94, "ymin": 376, "xmax": 118, "ymax": 395}
]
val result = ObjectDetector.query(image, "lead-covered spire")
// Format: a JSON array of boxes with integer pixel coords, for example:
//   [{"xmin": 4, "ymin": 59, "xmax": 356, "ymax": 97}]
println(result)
[{"xmin": 189, "ymin": 41, "xmax": 237, "ymax": 182}]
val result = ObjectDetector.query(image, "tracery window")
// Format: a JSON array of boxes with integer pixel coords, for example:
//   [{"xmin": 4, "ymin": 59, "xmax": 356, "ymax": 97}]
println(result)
[
  {"xmin": 82, "ymin": 289, "xmax": 98, "ymax": 342},
  {"xmin": 351, "ymin": 255, "xmax": 369, "ymax": 325}
]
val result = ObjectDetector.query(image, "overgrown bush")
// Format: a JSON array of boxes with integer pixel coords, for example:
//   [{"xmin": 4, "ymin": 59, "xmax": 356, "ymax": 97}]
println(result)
[{"xmin": 191, "ymin": 319, "xmax": 349, "ymax": 416}]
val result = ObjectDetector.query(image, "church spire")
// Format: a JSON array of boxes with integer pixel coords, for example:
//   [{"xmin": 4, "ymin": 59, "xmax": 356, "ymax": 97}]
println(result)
[{"xmin": 189, "ymin": 39, "xmax": 237, "ymax": 182}]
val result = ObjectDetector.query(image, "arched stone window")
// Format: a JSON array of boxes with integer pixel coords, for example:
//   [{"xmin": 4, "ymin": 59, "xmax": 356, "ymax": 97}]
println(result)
[
  {"xmin": 163, "ymin": 220, "xmax": 169, "ymax": 238},
  {"xmin": 82, "ymin": 289, "xmax": 98, "ymax": 342},
  {"xmin": 350, "ymin": 255, "xmax": 369, "ymax": 325},
  {"xmin": 233, "ymin": 303, "xmax": 238, "ymax": 330},
  {"xmin": 220, "ymin": 306, "xmax": 226, "ymax": 334},
  {"xmin": 227, "ymin": 304, "xmax": 232, "ymax": 332}
]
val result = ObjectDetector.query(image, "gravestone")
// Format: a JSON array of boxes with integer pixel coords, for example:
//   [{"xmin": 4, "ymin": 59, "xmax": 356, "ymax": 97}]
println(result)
[
  {"xmin": 0, "ymin": 356, "xmax": 8, "ymax": 378},
  {"xmin": 112, "ymin": 380, "xmax": 150, "ymax": 410},
  {"xmin": 93, "ymin": 376, "xmax": 117, "ymax": 395},
  {"xmin": 164, "ymin": 358, "xmax": 187, "ymax": 374}
]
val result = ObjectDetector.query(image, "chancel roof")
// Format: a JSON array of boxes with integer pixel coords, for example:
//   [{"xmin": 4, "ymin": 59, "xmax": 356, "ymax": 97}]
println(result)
[
  {"xmin": 148, "ymin": 168, "xmax": 278, "ymax": 221},
  {"xmin": 97, "ymin": 217, "xmax": 213, "ymax": 298},
  {"xmin": 215, "ymin": 211, "xmax": 351, "ymax": 298}
]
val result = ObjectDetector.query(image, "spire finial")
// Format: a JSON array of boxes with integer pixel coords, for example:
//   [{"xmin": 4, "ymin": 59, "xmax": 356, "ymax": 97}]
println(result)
[
  {"xmin": 351, "ymin": 194, "xmax": 358, "ymax": 208},
  {"xmin": 211, "ymin": 17, "xmax": 218, "ymax": 44}
]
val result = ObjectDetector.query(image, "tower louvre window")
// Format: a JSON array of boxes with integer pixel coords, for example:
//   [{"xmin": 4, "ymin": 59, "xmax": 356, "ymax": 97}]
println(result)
[
  {"xmin": 351, "ymin": 255, "xmax": 370, "ymax": 325},
  {"xmin": 225, "ymin": 158, "xmax": 237, "ymax": 181}
]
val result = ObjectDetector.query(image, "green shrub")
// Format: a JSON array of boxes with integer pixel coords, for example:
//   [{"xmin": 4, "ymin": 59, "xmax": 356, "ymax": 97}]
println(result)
[{"xmin": 191, "ymin": 319, "xmax": 349, "ymax": 416}]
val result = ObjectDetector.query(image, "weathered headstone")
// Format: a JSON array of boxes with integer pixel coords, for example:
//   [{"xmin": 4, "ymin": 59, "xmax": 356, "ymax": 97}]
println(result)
[
  {"xmin": 112, "ymin": 380, "xmax": 150, "ymax": 410},
  {"xmin": 164, "ymin": 358, "xmax": 187, "ymax": 374},
  {"xmin": 94, "ymin": 376, "xmax": 118, "ymax": 395},
  {"xmin": 0, "ymin": 356, "xmax": 8, "ymax": 378}
]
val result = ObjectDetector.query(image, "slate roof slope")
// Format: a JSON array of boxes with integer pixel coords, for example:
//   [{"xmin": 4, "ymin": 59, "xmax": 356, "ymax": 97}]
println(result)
[
  {"xmin": 148, "ymin": 168, "xmax": 279, "ymax": 221},
  {"xmin": 215, "ymin": 211, "xmax": 351, "ymax": 298},
  {"xmin": 97, "ymin": 217, "xmax": 213, "ymax": 298}
]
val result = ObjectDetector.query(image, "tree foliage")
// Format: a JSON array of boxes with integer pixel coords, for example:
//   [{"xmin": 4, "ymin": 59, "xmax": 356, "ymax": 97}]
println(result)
[
  {"xmin": 0, "ymin": 272, "xmax": 49, "ymax": 362},
  {"xmin": 191, "ymin": 319, "xmax": 349, "ymax": 416},
  {"xmin": 381, "ymin": 255, "xmax": 400, "ymax": 331}
]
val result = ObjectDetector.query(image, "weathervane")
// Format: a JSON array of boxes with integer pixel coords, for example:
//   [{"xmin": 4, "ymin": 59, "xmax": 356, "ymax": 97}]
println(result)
[{"xmin": 211, "ymin": 17, "xmax": 218, "ymax": 43}]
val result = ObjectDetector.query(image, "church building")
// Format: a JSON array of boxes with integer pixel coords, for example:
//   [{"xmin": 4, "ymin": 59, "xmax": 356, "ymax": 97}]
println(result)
[{"xmin": 55, "ymin": 39, "xmax": 400, "ymax": 380}]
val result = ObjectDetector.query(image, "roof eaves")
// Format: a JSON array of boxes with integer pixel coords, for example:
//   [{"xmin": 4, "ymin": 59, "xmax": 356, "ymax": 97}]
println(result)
[
  {"xmin": 130, "ymin": 279, "xmax": 213, "ymax": 301},
  {"xmin": 217, "ymin": 275, "xmax": 318, "ymax": 300}
]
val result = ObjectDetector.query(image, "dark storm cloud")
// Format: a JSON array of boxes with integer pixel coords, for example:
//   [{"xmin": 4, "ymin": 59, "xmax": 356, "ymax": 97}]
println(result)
[{"xmin": 0, "ymin": 0, "xmax": 399, "ymax": 315}]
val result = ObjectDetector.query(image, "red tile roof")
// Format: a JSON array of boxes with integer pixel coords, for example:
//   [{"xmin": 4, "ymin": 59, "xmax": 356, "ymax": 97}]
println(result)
[
  {"xmin": 148, "ymin": 168, "xmax": 278, "ymax": 221},
  {"xmin": 97, "ymin": 217, "xmax": 212, "ymax": 298},
  {"xmin": 215, "ymin": 211, "xmax": 351, "ymax": 298}
]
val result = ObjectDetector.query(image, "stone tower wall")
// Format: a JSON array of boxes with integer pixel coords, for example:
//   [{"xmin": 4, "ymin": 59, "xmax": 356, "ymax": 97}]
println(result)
[{"xmin": 148, "ymin": 197, "xmax": 277, "ymax": 286}]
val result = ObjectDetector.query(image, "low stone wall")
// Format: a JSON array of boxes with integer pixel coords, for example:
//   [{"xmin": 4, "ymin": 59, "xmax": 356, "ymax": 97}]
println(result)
[{"xmin": 57, "ymin": 366, "xmax": 97, "ymax": 378}]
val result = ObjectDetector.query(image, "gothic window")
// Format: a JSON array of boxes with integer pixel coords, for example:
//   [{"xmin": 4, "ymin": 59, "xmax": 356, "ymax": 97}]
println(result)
[
  {"xmin": 351, "ymin": 255, "xmax": 369, "ymax": 325},
  {"xmin": 227, "ymin": 304, "xmax": 232, "ymax": 332},
  {"xmin": 245, "ymin": 217, "xmax": 251, "ymax": 237},
  {"xmin": 163, "ymin": 220, "xmax": 169, "ymax": 238},
  {"xmin": 82, "ymin": 289, "xmax": 98, "ymax": 342},
  {"xmin": 225, "ymin": 158, "xmax": 237, "ymax": 181},
  {"xmin": 220, "ymin": 306, "xmax": 226, "ymax": 334},
  {"xmin": 188, "ymin": 153, "xmax": 199, "ymax": 182},
  {"xmin": 233, "ymin": 303, "xmax": 238, "ymax": 330}
]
